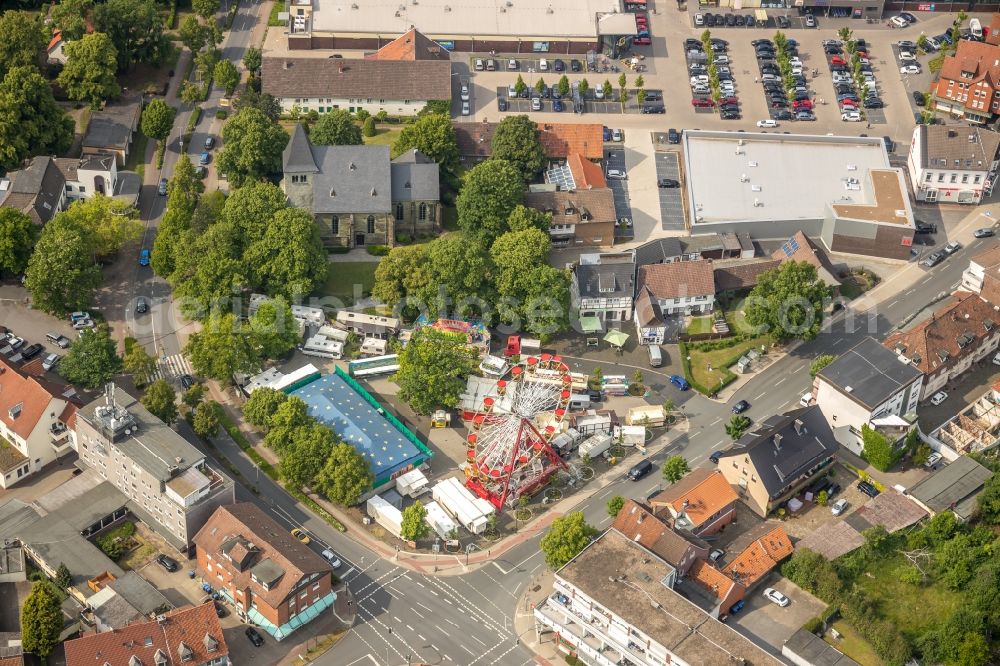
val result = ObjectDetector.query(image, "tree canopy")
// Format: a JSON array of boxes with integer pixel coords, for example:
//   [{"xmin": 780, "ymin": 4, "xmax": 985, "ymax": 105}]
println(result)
[
  {"xmin": 243, "ymin": 387, "xmax": 287, "ymax": 429},
  {"xmin": 726, "ymin": 414, "xmax": 752, "ymax": 441},
  {"xmin": 810, "ymin": 354, "xmax": 836, "ymax": 378},
  {"xmin": 214, "ymin": 59, "xmax": 240, "ymax": 96},
  {"xmin": 242, "ymin": 47, "xmax": 262, "ymax": 75},
  {"xmin": 310, "ymin": 110, "xmax": 363, "ymax": 145},
  {"xmin": 0, "ymin": 208, "xmax": 37, "ymax": 276},
  {"xmin": 243, "ymin": 207, "xmax": 327, "ymax": 298},
  {"xmin": 400, "ymin": 501, "xmax": 431, "ymax": 541},
  {"xmin": 247, "ymin": 297, "xmax": 301, "ymax": 360},
  {"xmin": 455, "ymin": 160, "xmax": 524, "ymax": 244},
  {"xmin": 60, "ymin": 326, "xmax": 123, "ymax": 389},
  {"xmin": 540, "ymin": 512, "xmax": 597, "ymax": 569},
  {"xmin": 24, "ymin": 216, "xmax": 102, "ymax": 314},
  {"xmin": 491, "ymin": 115, "xmax": 546, "ymax": 181},
  {"xmin": 861, "ymin": 424, "xmax": 899, "ymax": 472},
  {"xmin": 51, "ymin": 0, "xmax": 93, "ymax": 41},
  {"xmin": 279, "ymin": 422, "xmax": 335, "ymax": 488},
  {"xmin": 396, "ymin": 327, "xmax": 479, "ymax": 414},
  {"xmin": 192, "ymin": 400, "xmax": 222, "ymax": 438},
  {"xmin": 0, "ymin": 12, "xmax": 45, "ymax": 81},
  {"xmin": 141, "ymin": 379, "xmax": 178, "ymax": 424},
  {"xmin": 746, "ymin": 261, "xmax": 830, "ymax": 341},
  {"xmin": 0, "ymin": 66, "xmax": 75, "ymax": 171},
  {"xmin": 392, "ymin": 113, "xmax": 459, "ymax": 178},
  {"xmin": 316, "ymin": 442, "xmax": 373, "ymax": 505},
  {"xmin": 607, "ymin": 495, "xmax": 625, "ymax": 518},
  {"xmin": 58, "ymin": 32, "xmax": 121, "ymax": 107},
  {"xmin": 217, "ymin": 107, "xmax": 289, "ymax": 187},
  {"xmin": 141, "ymin": 99, "xmax": 177, "ymax": 141},
  {"xmin": 21, "ymin": 581, "xmax": 62, "ymax": 657},
  {"xmin": 661, "ymin": 455, "xmax": 690, "ymax": 483},
  {"xmin": 57, "ymin": 195, "xmax": 142, "ymax": 259},
  {"xmin": 489, "ymin": 228, "xmax": 569, "ymax": 337},
  {"xmin": 184, "ymin": 313, "xmax": 262, "ymax": 382},
  {"xmin": 93, "ymin": 0, "xmax": 168, "ymax": 70}
]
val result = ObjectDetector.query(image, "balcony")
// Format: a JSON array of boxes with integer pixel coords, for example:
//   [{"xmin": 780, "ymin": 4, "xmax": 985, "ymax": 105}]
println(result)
[{"xmin": 50, "ymin": 422, "xmax": 72, "ymax": 451}]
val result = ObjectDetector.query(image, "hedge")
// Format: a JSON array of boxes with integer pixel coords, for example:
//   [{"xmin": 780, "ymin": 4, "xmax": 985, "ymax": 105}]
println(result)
[
  {"xmin": 802, "ymin": 617, "xmax": 823, "ymax": 634},
  {"xmin": 366, "ymin": 245, "xmax": 390, "ymax": 256}
]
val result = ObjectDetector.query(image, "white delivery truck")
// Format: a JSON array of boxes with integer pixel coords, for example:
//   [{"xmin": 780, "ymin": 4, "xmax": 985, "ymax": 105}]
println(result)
[
  {"xmin": 615, "ymin": 425, "xmax": 646, "ymax": 447},
  {"xmin": 366, "ymin": 495, "xmax": 404, "ymax": 540},
  {"xmin": 578, "ymin": 433, "xmax": 612, "ymax": 459},
  {"xmin": 396, "ymin": 468, "xmax": 430, "ymax": 498}
]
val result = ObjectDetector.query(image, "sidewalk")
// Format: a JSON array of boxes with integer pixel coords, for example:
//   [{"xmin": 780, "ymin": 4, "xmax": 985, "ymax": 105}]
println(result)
[
  {"xmin": 512, "ymin": 570, "xmax": 560, "ymax": 666},
  {"xmin": 275, "ymin": 584, "xmax": 356, "ymax": 666}
]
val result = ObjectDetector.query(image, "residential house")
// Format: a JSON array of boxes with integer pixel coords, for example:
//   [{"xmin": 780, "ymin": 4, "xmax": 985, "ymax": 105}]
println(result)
[
  {"xmin": 0, "ymin": 156, "xmax": 67, "ymax": 225},
  {"xmin": 282, "ymin": 124, "xmax": 440, "ymax": 248},
  {"xmin": 610, "ymin": 500, "xmax": 708, "ymax": 575},
  {"xmin": 260, "ymin": 54, "xmax": 452, "ymax": 117},
  {"xmin": 454, "ymin": 122, "xmax": 604, "ymax": 164},
  {"xmin": 649, "ymin": 469, "xmax": 739, "ymax": 537},
  {"xmin": 883, "ymin": 291, "xmax": 1000, "ymax": 399},
  {"xmin": 682, "ymin": 559, "xmax": 746, "ymax": 619},
  {"xmin": 907, "ymin": 125, "xmax": 1000, "ymax": 204},
  {"xmin": 721, "ymin": 524, "xmax": 793, "ymax": 589},
  {"xmin": 523, "ymin": 187, "xmax": 616, "ymax": 248},
  {"xmin": 47, "ymin": 30, "xmax": 67, "ymax": 65},
  {"xmin": 0, "ymin": 357, "xmax": 79, "ymax": 489},
  {"xmin": 82, "ymin": 97, "xmax": 142, "ymax": 166},
  {"xmin": 533, "ymin": 528, "xmax": 784, "ymax": 666},
  {"xmin": 571, "ymin": 252, "xmax": 635, "ymax": 334},
  {"xmin": 717, "ymin": 407, "xmax": 838, "ymax": 517},
  {"xmin": 566, "ymin": 153, "xmax": 606, "ymax": 190},
  {"xmin": 64, "ymin": 602, "xmax": 228, "ymax": 666},
  {"xmin": 813, "ymin": 336, "xmax": 923, "ymax": 455},
  {"xmin": 931, "ymin": 37, "xmax": 1000, "ymax": 124},
  {"xmin": 74, "ymin": 385, "xmax": 235, "ymax": 551},
  {"xmin": 961, "ymin": 244, "xmax": 1000, "ymax": 303},
  {"xmin": 634, "ymin": 232, "xmax": 755, "ymax": 265},
  {"xmin": 633, "ymin": 260, "xmax": 715, "ymax": 345},
  {"xmin": 364, "ymin": 28, "xmax": 452, "ymax": 62},
  {"xmin": 86, "ymin": 571, "xmax": 173, "ymax": 632},
  {"xmin": 909, "ymin": 455, "xmax": 993, "ymax": 522},
  {"xmin": 192, "ymin": 503, "xmax": 335, "ymax": 640},
  {"xmin": 54, "ymin": 155, "xmax": 141, "ymax": 207},
  {"xmin": 713, "ymin": 231, "xmax": 841, "ymax": 298}
]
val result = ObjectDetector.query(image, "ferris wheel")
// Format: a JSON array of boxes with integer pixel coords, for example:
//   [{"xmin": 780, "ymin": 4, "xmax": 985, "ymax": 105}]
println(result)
[{"xmin": 465, "ymin": 355, "xmax": 571, "ymax": 509}]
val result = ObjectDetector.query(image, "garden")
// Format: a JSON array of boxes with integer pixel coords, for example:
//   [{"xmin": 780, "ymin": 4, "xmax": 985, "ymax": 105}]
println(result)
[{"xmin": 680, "ymin": 334, "xmax": 771, "ymax": 395}]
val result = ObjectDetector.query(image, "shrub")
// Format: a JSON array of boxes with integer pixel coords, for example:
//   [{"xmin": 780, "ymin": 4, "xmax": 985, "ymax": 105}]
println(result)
[
  {"xmin": 802, "ymin": 617, "xmax": 823, "ymax": 634},
  {"xmin": 820, "ymin": 604, "xmax": 840, "ymax": 624},
  {"xmin": 396, "ymin": 233, "xmax": 412, "ymax": 244},
  {"xmin": 329, "ymin": 246, "xmax": 351, "ymax": 254},
  {"xmin": 215, "ymin": 109, "xmax": 227, "ymax": 120},
  {"xmin": 355, "ymin": 109, "xmax": 371, "ymax": 121},
  {"xmin": 367, "ymin": 245, "xmax": 390, "ymax": 256}
]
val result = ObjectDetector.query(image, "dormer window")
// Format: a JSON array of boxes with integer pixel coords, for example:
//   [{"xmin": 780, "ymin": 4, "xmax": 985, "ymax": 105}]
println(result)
[{"xmin": 329, "ymin": 188, "xmax": 336, "ymax": 196}]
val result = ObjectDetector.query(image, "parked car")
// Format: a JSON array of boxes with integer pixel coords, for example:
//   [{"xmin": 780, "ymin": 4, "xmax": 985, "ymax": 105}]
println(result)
[
  {"xmin": 199, "ymin": 151, "xmax": 210, "ymax": 165},
  {"xmin": 658, "ymin": 178, "xmax": 679, "ymax": 188},
  {"xmin": 670, "ymin": 374, "xmax": 689, "ymax": 391},
  {"xmin": 507, "ymin": 59, "xmax": 519, "ymax": 70},
  {"xmin": 462, "ymin": 101, "xmax": 472, "ymax": 115},
  {"xmin": 204, "ymin": 136, "xmax": 215, "ymax": 150},
  {"xmin": 831, "ymin": 498, "xmax": 849, "ymax": 516},
  {"xmin": 606, "ymin": 169, "xmax": 626, "ymax": 180},
  {"xmin": 930, "ymin": 391, "xmax": 948, "ymax": 406},
  {"xmin": 42, "ymin": 353, "xmax": 59, "ymax": 371},
  {"xmin": 975, "ymin": 227, "xmax": 995, "ymax": 238},
  {"xmin": 925, "ymin": 452, "xmax": 943, "ymax": 468},
  {"xmin": 156, "ymin": 554, "xmax": 180, "ymax": 572},
  {"xmin": 571, "ymin": 59, "xmax": 582, "ymax": 72},
  {"xmin": 804, "ymin": 14, "xmax": 816, "ymax": 27},
  {"xmin": 900, "ymin": 64, "xmax": 921, "ymax": 74},
  {"xmin": 842, "ymin": 111, "xmax": 862, "ymax": 122},
  {"xmin": 857, "ymin": 480, "xmax": 881, "ymax": 497},
  {"xmin": 943, "ymin": 241, "xmax": 962, "ymax": 255},
  {"xmin": 290, "ymin": 528, "xmax": 311, "ymax": 544},
  {"xmin": 20, "ymin": 343, "xmax": 42, "ymax": 360},
  {"xmin": 139, "ymin": 248, "xmax": 150, "ymax": 266},
  {"xmin": 667, "ymin": 128, "xmax": 680, "ymax": 144},
  {"xmin": 709, "ymin": 450, "xmax": 726, "ymax": 464},
  {"xmin": 732, "ymin": 400, "xmax": 750, "ymax": 414},
  {"xmin": 691, "ymin": 97, "xmax": 713, "ymax": 108},
  {"xmin": 157, "ymin": 178, "xmax": 168, "ymax": 196},
  {"xmin": 763, "ymin": 588, "xmax": 790, "ymax": 607},
  {"xmin": 321, "ymin": 549, "xmax": 343, "ymax": 568},
  {"xmin": 709, "ymin": 549, "xmax": 725, "ymax": 563},
  {"xmin": 612, "ymin": 128, "xmax": 623, "ymax": 142},
  {"xmin": 497, "ymin": 97, "xmax": 508, "ymax": 111},
  {"xmin": 136, "ymin": 297, "xmax": 148, "ymax": 314},
  {"xmin": 756, "ymin": 119, "xmax": 778, "ymax": 128},
  {"xmin": 553, "ymin": 99, "xmax": 564, "ymax": 112},
  {"xmin": 913, "ymin": 90, "xmax": 926, "ymax": 106},
  {"xmin": 180, "ymin": 374, "xmax": 195, "ymax": 389},
  {"xmin": 245, "ymin": 628, "xmax": 265, "ymax": 647},
  {"xmin": 529, "ymin": 97, "xmax": 540, "ymax": 112}
]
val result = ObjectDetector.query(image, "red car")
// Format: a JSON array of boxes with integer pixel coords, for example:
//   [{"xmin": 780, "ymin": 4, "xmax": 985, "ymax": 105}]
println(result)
[
  {"xmin": 634, "ymin": 36, "xmax": 651, "ymax": 44},
  {"xmin": 718, "ymin": 96, "xmax": 739, "ymax": 105},
  {"xmin": 792, "ymin": 99, "xmax": 813, "ymax": 109},
  {"xmin": 830, "ymin": 56, "xmax": 847, "ymax": 66},
  {"xmin": 691, "ymin": 97, "xmax": 714, "ymax": 107}
]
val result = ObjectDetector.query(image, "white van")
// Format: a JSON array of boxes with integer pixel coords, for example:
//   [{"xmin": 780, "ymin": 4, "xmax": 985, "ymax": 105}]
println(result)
[
  {"xmin": 569, "ymin": 394, "xmax": 592, "ymax": 410},
  {"xmin": 800, "ymin": 392, "xmax": 812, "ymax": 407},
  {"xmin": 971, "ymin": 18, "xmax": 983, "ymax": 39},
  {"xmin": 647, "ymin": 345, "xmax": 663, "ymax": 367}
]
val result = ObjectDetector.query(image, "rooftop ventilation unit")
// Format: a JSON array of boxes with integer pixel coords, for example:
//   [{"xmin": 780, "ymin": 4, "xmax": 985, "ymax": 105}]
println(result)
[{"xmin": 740, "ymin": 174, "xmax": 748, "ymax": 182}]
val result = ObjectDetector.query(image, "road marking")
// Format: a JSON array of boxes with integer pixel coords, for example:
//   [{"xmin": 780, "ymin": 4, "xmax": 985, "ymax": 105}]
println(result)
[
  {"xmin": 598, "ymin": 514, "xmax": 612, "ymax": 525},
  {"xmin": 418, "ymin": 633, "xmax": 426, "ymax": 641},
  {"xmin": 492, "ymin": 561, "xmax": 509, "ymax": 575},
  {"xmin": 414, "ymin": 581, "xmax": 426, "ymax": 588},
  {"xmin": 888, "ymin": 299, "xmax": 898, "ymax": 307},
  {"xmin": 444, "ymin": 655, "xmax": 453, "ymax": 661},
  {"xmin": 436, "ymin": 625, "xmax": 450, "ymax": 636},
  {"xmin": 445, "ymin": 618, "xmax": 459, "ymax": 628},
  {"xmin": 340, "ymin": 567, "xmax": 356, "ymax": 580},
  {"xmin": 393, "ymin": 616, "xmax": 401, "ymax": 624},
  {"xmin": 463, "ymin": 646, "xmax": 476, "ymax": 656},
  {"xmin": 343, "ymin": 656, "xmax": 379, "ymax": 666},
  {"xmin": 775, "ymin": 377, "xmax": 786, "ymax": 386},
  {"xmin": 406, "ymin": 624, "xmax": 414, "ymax": 632},
  {"xmin": 416, "ymin": 602, "xmax": 434, "ymax": 613},
  {"xmin": 710, "ymin": 418, "xmax": 721, "ymax": 426},
  {"xmin": 833, "ymin": 337, "xmax": 844, "ymax": 345},
  {"xmin": 410, "ymin": 607, "xmax": 425, "ymax": 619},
  {"xmin": 471, "ymin": 635, "xmax": 489, "ymax": 647},
  {"xmin": 755, "ymin": 391, "xmax": 766, "ymax": 399}
]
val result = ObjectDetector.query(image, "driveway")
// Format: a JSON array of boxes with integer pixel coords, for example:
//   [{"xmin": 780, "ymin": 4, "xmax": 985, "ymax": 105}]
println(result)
[
  {"xmin": 654, "ymin": 151, "xmax": 685, "ymax": 231},
  {"xmin": 731, "ymin": 574, "xmax": 826, "ymax": 653}
]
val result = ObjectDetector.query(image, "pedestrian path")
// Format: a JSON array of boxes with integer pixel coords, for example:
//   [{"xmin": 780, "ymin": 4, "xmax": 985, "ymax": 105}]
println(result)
[{"xmin": 144, "ymin": 353, "xmax": 194, "ymax": 383}]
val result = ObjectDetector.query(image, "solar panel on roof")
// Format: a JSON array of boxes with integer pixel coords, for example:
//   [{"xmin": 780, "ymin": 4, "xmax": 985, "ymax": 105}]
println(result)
[{"xmin": 781, "ymin": 236, "xmax": 800, "ymax": 257}]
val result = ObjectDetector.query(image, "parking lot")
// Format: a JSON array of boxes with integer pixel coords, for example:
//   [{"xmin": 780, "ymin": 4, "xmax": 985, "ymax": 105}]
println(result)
[
  {"xmin": 691, "ymin": 12, "xmax": 828, "ymax": 31},
  {"xmin": 604, "ymin": 148, "xmax": 634, "ymax": 240},
  {"xmin": 654, "ymin": 151, "xmax": 685, "ymax": 231},
  {"xmin": 731, "ymin": 573, "xmax": 826, "ymax": 652}
]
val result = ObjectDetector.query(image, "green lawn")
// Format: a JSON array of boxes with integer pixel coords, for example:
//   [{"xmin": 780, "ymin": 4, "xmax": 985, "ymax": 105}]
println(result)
[
  {"xmin": 719, "ymin": 296, "xmax": 757, "ymax": 335},
  {"xmin": 688, "ymin": 335, "xmax": 770, "ymax": 389},
  {"xmin": 686, "ymin": 316, "xmax": 714, "ymax": 335},
  {"xmin": 363, "ymin": 127, "xmax": 402, "ymax": 147},
  {"xmin": 825, "ymin": 621, "xmax": 883, "ymax": 666},
  {"xmin": 321, "ymin": 262, "xmax": 379, "ymax": 303}
]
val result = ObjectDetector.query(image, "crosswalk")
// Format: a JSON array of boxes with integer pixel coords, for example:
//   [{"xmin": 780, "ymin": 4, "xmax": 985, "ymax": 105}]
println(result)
[{"xmin": 142, "ymin": 353, "xmax": 195, "ymax": 384}]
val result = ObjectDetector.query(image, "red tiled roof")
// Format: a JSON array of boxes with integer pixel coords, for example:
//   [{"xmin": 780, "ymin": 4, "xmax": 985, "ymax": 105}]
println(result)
[
  {"xmin": 455, "ymin": 122, "xmax": 604, "ymax": 160},
  {"xmin": 637, "ymin": 261, "xmax": 715, "ymax": 301},
  {"xmin": 0, "ymin": 657, "xmax": 23, "ymax": 666},
  {"xmin": 567, "ymin": 153, "xmax": 607, "ymax": 189},
  {"xmin": 722, "ymin": 526, "xmax": 793, "ymax": 588},
  {"xmin": 611, "ymin": 501, "xmax": 695, "ymax": 568},
  {"xmin": 650, "ymin": 469, "xmax": 739, "ymax": 529},
  {"xmin": 882, "ymin": 290, "xmax": 999, "ymax": 375},
  {"xmin": 934, "ymin": 40, "xmax": 1000, "ymax": 112},
  {"xmin": 713, "ymin": 259, "xmax": 782, "ymax": 292},
  {"xmin": 0, "ymin": 358, "xmax": 63, "ymax": 440},
  {"xmin": 365, "ymin": 28, "xmax": 451, "ymax": 61},
  {"xmin": 48, "ymin": 29, "xmax": 62, "ymax": 52},
  {"xmin": 687, "ymin": 559, "xmax": 744, "ymax": 602},
  {"xmin": 64, "ymin": 602, "xmax": 228, "ymax": 666}
]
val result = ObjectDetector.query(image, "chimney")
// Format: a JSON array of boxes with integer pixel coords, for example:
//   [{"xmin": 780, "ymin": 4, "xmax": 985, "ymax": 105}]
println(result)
[
  {"xmin": 682, "ymin": 499, "xmax": 690, "ymax": 510},
  {"xmin": 339, "ymin": 66, "xmax": 345, "ymax": 74},
  {"xmin": 793, "ymin": 419, "xmax": 806, "ymax": 435},
  {"xmin": 283, "ymin": 61, "xmax": 291, "ymax": 69},
  {"xmin": 773, "ymin": 433, "xmax": 783, "ymax": 450}
]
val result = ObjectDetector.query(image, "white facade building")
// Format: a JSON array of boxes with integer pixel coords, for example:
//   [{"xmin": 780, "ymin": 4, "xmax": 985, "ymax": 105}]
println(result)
[
  {"xmin": 571, "ymin": 252, "xmax": 635, "ymax": 333},
  {"xmin": 907, "ymin": 125, "xmax": 1000, "ymax": 204}
]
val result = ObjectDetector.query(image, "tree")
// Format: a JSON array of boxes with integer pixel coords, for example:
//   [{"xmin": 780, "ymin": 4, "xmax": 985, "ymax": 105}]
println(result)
[
  {"xmin": 861, "ymin": 424, "xmax": 897, "ymax": 472},
  {"xmin": 180, "ymin": 80, "xmax": 205, "ymax": 106},
  {"xmin": 280, "ymin": 423, "xmax": 335, "ymax": 487},
  {"xmin": 51, "ymin": 0, "xmax": 93, "ymax": 41},
  {"xmin": 217, "ymin": 107, "xmax": 289, "ymax": 187},
  {"xmin": 607, "ymin": 495, "xmax": 625, "ymax": 518},
  {"xmin": 745, "ymin": 261, "xmax": 830, "ymax": 342},
  {"xmin": 661, "ymin": 455, "xmax": 690, "ymax": 484},
  {"xmin": 242, "ymin": 47, "xmax": 262, "ymax": 75},
  {"xmin": 809, "ymin": 354, "xmax": 836, "ymax": 378},
  {"xmin": 636, "ymin": 89, "xmax": 647, "ymax": 106},
  {"xmin": 247, "ymin": 297, "xmax": 301, "ymax": 360},
  {"xmin": 179, "ymin": 14, "xmax": 209, "ymax": 53},
  {"xmin": 507, "ymin": 205, "xmax": 551, "ymax": 233},
  {"xmin": 456, "ymin": 160, "xmax": 524, "ymax": 243},
  {"xmin": 392, "ymin": 113, "xmax": 460, "ymax": 177},
  {"xmin": 578, "ymin": 78, "xmax": 590, "ymax": 96},
  {"xmin": 977, "ymin": 473, "xmax": 1000, "ymax": 524},
  {"xmin": 540, "ymin": 512, "xmax": 597, "ymax": 569},
  {"xmin": 193, "ymin": 0, "xmax": 220, "ymax": 19},
  {"xmin": 491, "ymin": 115, "xmax": 546, "ymax": 181},
  {"xmin": 0, "ymin": 208, "xmax": 37, "ymax": 276},
  {"xmin": 514, "ymin": 74, "xmax": 527, "ymax": 96},
  {"xmin": 243, "ymin": 387, "xmax": 288, "ymax": 428},
  {"xmin": 93, "ymin": 0, "xmax": 168, "ymax": 70},
  {"xmin": 24, "ymin": 218, "xmax": 101, "ymax": 314},
  {"xmin": 220, "ymin": 179, "xmax": 286, "ymax": 243},
  {"xmin": 557, "ymin": 75, "xmax": 571, "ymax": 97},
  {"xmin": 185, "ymin": 313, "xmax": 262, "ymax": 382},
  {"xmin": 316, "ymin": 442, "xmax": 373, "ymax": 505},
  {"xmin": 534, "ymin": 77, "xmax": 546, "ymax": 94},
  {"xmin": 57, "ymin": 194, "xmax": 141, "ymax": 259},
  {"xmin": 244, "ymin": 207, "xmax": 327, "ymax": 298},
  {"xmin": 21, "ymin": 581, "xmax": 62, "ymax": 658},
  {"xmin": 371, "ymin": 243, "xmax": 434, "ymax": 307},
  {"xmin": 152, "ymin": 155, "xmax": 202, "ymax": 278},
  {"xmin": 0, "ymin": 66, "xmax": 75, "ymax": 172},
  {"xmin": 122, "ymin": 338, "xmax": 158, "ymax": 381},
  {"xmin": 425, "ymin": 233, "xmax": 491, "ymax": 313},
  {"xmin": 192, "ymin": 400, "xmax": 222, "ymax": 438},
  {"xmin": 233, "ymin": 87, "xmax": 282, "ymax": 121},
  {"xmin": 726, "ymin": 414, "xmax": 752, "ymax": 440},
  {"xmin": 59, "ymin": 326, "xmax": 122, "ymax": 389},
  {"xmin": 142, "ymin": 379, "xmax": 178, "ymax": 424},
  {"xmin": 362, "ymin": 116, "xmax": 376, "ymax": 137},
  {"xmin": 58, "ymin": 32, "xmax": 120, "ymax": 107},
  {"xmin": 214, "ymin": 59, "xmax": 240, "ymax": 96},
  {"xmin": 0, "ymin": 12, "xmax": 45, "ymax": 80},
  {"xmin": 54, "ymin": 563, "xmax": 72, "ymax": 590},
  {"xmin": 141, "ymin": 99, "xmax": 177, "ymax": 141},
  {"xmin": 396, "ymin": 327, "xmax": 479, "ymax": 414},
  {"xmin": 182, "ymin": 382, "xmax": 205, "ymax": 409},
  {"xmin": 309, "ymin": 108, "xmax": 362, "ymax": 145},
  {"xmin": 601, "ymin": 79, "xmax": 613, "ymax": 99},
  {"xmin": 400, "ymin": 501, "xmax": 431, "ymax": 541}
]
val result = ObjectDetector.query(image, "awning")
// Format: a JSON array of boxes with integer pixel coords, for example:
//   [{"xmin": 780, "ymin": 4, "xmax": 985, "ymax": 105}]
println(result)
[
  {"xmin": 580, "ymin": 316, "xmax": 603, "ymax": 334},
  {"xmin": 604, "ymin": 330, "xmax": 629, "ymax": 348},
  {"xmin": 754, "ymin": 9, "xmax": 767, "ymax": 22}
]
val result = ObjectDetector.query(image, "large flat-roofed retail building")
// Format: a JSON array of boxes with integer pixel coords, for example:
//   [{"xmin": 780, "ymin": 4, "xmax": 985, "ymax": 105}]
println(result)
[
  {"xmin": 682, "ymin": 131, "xmax": 915, "ymax": 261},
  {"xmin": 285, "ymin": 0, "xmax": 628, "ymax": 53}
]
